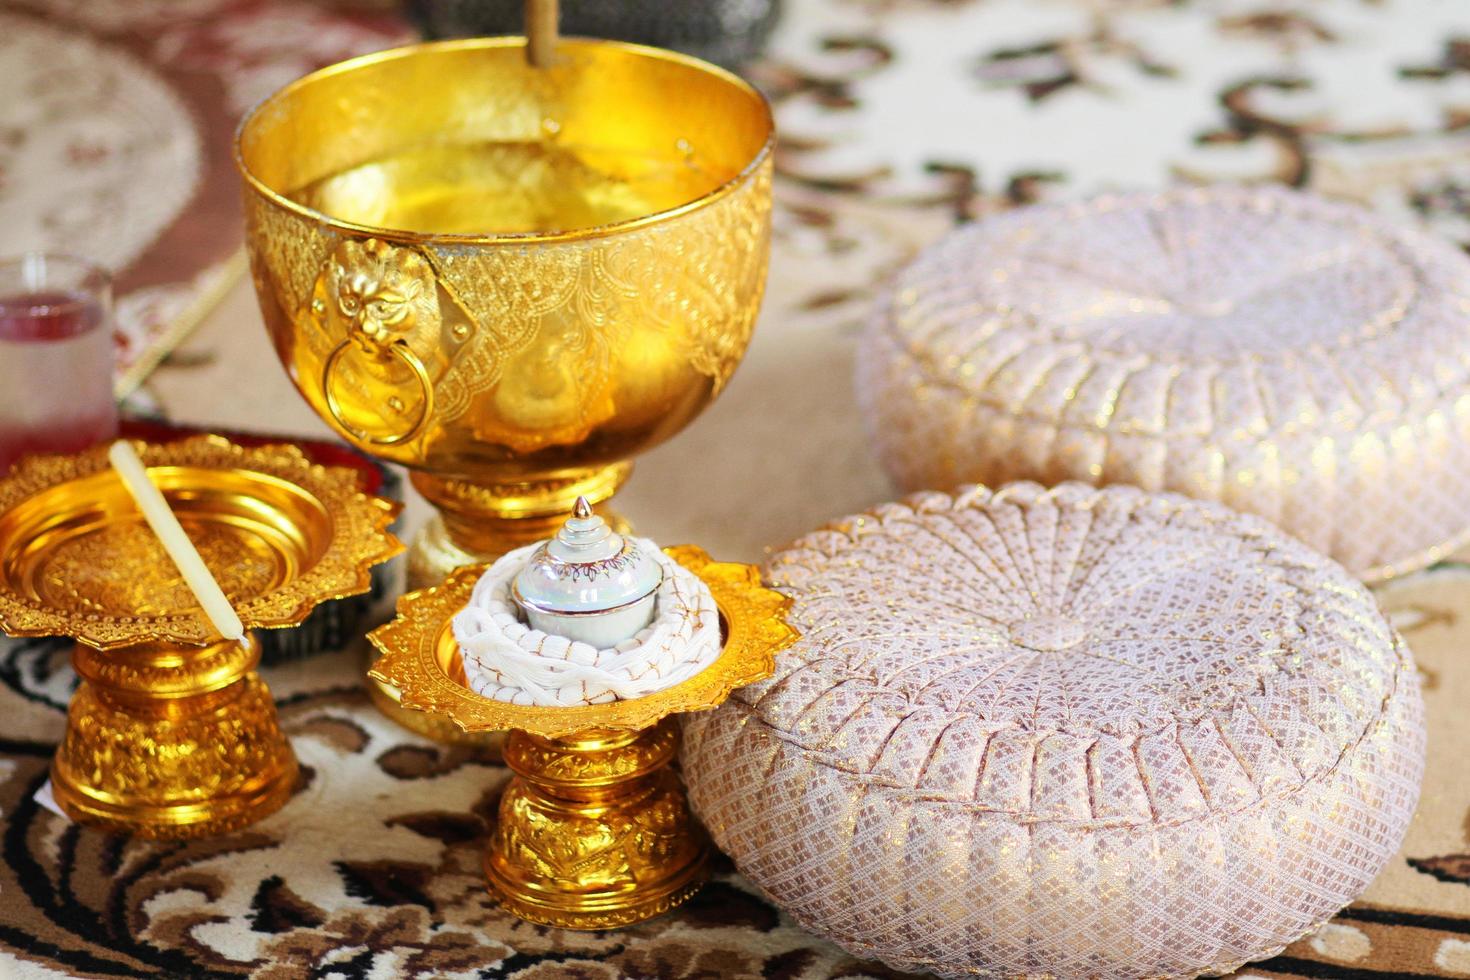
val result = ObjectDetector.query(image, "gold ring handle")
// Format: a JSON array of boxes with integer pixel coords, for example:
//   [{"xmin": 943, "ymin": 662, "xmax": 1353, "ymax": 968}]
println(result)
[{"xmin": 322, "ymin": 338, "xmax": 434, "ymax": 447}]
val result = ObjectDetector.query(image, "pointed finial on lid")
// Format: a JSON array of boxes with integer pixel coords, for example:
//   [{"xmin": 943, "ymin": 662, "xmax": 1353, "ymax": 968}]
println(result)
[
  {"xmin": 511, "ymin": 498, "xmax": 665, "ymax": 647},
  {"xmin": 546, "ymin": 497, "xmax": 618, "ymax": 562}
]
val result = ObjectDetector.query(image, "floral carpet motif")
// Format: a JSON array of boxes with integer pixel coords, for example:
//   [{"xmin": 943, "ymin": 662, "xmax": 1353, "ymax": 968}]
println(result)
[{"xmin": 761, "ymin": 0, "xmax": 1470, "ymax": 225}]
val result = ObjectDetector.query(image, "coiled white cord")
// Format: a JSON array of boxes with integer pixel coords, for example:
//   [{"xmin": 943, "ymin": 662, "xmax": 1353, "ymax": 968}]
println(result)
[{"xmin": 452, "ymin": 541, "xmax": 722, "ymax": 706}]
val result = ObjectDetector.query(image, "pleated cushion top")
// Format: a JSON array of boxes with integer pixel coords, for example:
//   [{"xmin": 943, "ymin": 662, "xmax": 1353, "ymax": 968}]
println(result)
[
  {"xmin": 682, "ymin": 482, "xmax": 1424, "ymax": 979},
  {"xmin": 858, "ymin": 185, "xmax": 1470, "ymax": 581}
]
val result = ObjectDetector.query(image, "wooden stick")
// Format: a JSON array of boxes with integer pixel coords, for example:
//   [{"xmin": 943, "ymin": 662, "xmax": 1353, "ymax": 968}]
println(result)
[
  {"xmin": 526, "ymin": 0, "xmax": 559, "ymax": 68},
  {"xmin": 108, "ymin": 441, "xmax": 245, "ymax": 642}
]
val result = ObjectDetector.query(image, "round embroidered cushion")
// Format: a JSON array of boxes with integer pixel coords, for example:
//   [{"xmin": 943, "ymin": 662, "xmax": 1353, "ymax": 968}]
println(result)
[
  {"xmin": 681, "ymin": 483, "xmax": 1424, "ymax": 980},
  {"xmin": 857, "ymin": 185, "xmax": 1470, "ymax": 581}
]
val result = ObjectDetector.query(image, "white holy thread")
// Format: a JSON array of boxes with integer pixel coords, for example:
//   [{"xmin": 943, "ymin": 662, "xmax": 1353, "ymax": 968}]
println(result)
[
  {"xmin": 453, "ymin": 541, "xmax": 722, "ymax": 706},
  {"xmin": 108, "ymin": 440, "xmax": 245, "ymax": 642}
]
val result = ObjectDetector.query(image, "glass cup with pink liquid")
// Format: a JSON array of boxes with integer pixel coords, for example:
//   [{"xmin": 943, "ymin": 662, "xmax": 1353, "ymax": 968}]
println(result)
[{"xmin": 0, "ymin": 253, "xmax": 118, "ymax": 474}]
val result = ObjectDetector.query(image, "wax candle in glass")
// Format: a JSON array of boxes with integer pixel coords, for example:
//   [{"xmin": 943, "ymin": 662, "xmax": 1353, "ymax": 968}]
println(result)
[{"xmin": 0, "ymin": 254, "xmax": 118, "ymax": 473}]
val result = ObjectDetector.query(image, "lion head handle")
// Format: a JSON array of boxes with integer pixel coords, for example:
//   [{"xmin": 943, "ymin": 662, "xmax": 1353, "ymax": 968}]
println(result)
[
  {"xmin": 314, "ymin": 238, "xmax": 445, "ymax": 446},
  {"xmin": 327, "ymin": 238, "xmax": 441, "ymax": 354}
]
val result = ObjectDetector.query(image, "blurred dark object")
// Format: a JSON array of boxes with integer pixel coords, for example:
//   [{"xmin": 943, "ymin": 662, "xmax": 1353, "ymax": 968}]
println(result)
[
  {"xmin": 410, "ymin": 0, "xmax": 781, "ymax": 69},
  {"xmin": 120, "ymin": 419, "xmax": 405, "ymax": 666}
]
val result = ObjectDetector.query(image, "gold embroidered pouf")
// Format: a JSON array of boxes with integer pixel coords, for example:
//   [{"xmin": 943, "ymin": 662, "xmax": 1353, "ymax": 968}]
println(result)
[
  {"xmin": 858, "ymin": 185, "xmax": 1470, "ymax": 581},
  {"xmin": 681, "ymin": 482, "xmax": 1425, "ymax": 980}
]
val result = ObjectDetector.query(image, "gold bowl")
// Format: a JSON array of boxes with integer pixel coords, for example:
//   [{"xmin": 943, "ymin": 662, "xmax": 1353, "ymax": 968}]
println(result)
[
  {"xmin": 0, "ymin": 436, "xmax": 403, "ymax": 837},
  {"xmin": 368, "ymin": 545, "xmax": 796, "ymax": 928},
  {"xmin": 236, "ymin": 38, "xmax": 775, "ymax": 588}
]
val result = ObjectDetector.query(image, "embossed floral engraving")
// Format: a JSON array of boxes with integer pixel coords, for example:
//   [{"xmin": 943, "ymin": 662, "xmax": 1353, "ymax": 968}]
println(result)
[{"xmin": 274, "ymin": 158, "xmax": 772, "ymax": 459}]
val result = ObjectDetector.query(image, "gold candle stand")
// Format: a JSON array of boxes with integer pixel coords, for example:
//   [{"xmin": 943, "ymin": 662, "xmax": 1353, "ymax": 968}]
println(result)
[
  {"xmin": 368, "ymin": 545, "xmax": 796, "ymax": 928},
  {"xmin": 0, "ymin": 436, "xmax": 402, "ymax": 838}
]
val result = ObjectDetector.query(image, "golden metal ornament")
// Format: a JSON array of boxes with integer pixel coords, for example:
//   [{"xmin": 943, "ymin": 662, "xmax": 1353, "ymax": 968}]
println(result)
[
  {"xmin": 236, "ymin": 37, "xmax": 774, "ymax": 739},
  {"xmin": 361, "ymin": 645, "xmax": 508, "ymax": 754},
  {"xmin": 51, "ymin": 634, "xmax": 296, "ymax": 837},
  {"xmin": 0, "ymin": 436, "xmax": 403, "ymax": 838},
  {"xmin": 367, "ymin": 545, "xmax": 797, "ymax": 928}
]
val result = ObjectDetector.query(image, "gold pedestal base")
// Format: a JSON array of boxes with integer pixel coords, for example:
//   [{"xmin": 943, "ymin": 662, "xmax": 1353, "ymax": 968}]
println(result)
[
  {"xmin": 405, "ymin": 513, "xmax": 491, "ymax": 593},
  {"xmin": 51, "ymin": 635, "xmax": 299, "ymax": 838},
  {"xmin": 486, "ymin": 720, "xmax": 709, "ymax": 929}
]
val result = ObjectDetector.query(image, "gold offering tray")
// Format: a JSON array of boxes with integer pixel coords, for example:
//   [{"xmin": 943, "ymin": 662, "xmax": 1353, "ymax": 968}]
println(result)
[
  {"xmin": 369, "ymin": 545, "xmax": 796, "ymax": 928},
  {"xmin": 0, "ymin": 435, "xmax": 400, "ymax": 648},
  {"xmin": 0, "ymin": 435, "xmax": 403, "ymax": 838}
]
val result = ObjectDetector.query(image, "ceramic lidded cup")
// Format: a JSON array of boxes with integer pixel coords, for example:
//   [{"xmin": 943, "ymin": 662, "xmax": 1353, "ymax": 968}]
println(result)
[{"xmin": 512, "ymin": 497, "xmax": 663, "ymax": 649}]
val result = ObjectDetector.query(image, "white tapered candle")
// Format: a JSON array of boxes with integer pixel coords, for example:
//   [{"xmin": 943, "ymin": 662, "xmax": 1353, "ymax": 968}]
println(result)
[{"xmin": 107, "ymin": 440, "xmax": 245, "ymax": 642}]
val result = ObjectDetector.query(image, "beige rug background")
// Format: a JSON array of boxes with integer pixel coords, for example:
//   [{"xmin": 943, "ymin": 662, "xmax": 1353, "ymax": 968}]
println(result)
[{"xmin": 0, "ymin": 0, "xmax": 408, "ymax": 395}]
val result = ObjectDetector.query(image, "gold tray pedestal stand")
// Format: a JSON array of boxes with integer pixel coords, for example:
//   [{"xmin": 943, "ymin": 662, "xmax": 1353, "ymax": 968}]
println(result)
[
  {"xmin": 0, "ymin": 436, "xmax": 402, "ymax": 838},
  {"xmin": 368, "ymin": 545, "xmax": 796, "ymax": 928}
]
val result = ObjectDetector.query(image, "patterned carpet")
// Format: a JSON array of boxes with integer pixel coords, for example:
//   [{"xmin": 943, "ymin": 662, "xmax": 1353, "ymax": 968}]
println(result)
[{"xmin": 2, "ymin": 0, "xmax": 1469, "ymax": 977}]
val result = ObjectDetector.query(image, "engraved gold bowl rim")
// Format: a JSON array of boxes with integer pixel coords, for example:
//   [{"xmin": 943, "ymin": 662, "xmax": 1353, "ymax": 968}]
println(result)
[
  {"xmin": 0, "ymin": 434, "xmax": 404, "ymax": 650},
  {"xmin": 234, "ymin": 37, "xmax": 776, "ymax": 247},
  {"xmin": 368, "ymin": 545, "xmax": 797, "ymax": 738}
]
